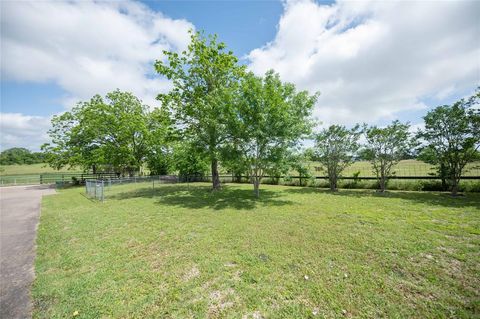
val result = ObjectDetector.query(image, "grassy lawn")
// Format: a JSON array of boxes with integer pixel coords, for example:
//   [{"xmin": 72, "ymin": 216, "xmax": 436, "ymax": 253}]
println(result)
[{"xmin": 34, "ymin": 183, "xmax": 480, "ymax": 318}]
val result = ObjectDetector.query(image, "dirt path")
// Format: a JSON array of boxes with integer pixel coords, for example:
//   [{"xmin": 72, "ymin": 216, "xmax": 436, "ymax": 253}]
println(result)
[{"xmin": 0, "ymin": 185, "xmax": 56, "ymax": 319}]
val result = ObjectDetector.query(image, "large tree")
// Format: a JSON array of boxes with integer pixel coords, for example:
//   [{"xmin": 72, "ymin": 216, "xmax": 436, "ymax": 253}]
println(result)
[
  {"xmin": 43, "ymin": 90, "xmax": 151, "ymax": 174},
  {"xmin": 155, "ymin": 31, "xmax": 245, "ymax": 190},
  {"xmin": 314, "ymin": 125, "xmax": 361, "ymax": 191},
  {"xmin": 363, "ymin": 121, "xmax": 412, "ymax": 192},
  {"xmin": 417, "ymin": 90, "xmax": 480, "ymax": 195},
  {"xmin": 232, "ymin": 71, "xmax": 318, "ymax": 197}
]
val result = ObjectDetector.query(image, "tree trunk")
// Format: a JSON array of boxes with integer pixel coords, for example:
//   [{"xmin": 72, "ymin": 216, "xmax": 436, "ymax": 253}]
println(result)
[
  {"xmin": 92, "ymin": 164, "xmax": 97, "ymax": 174},
  {"xmin": 451, "ymin": 178, "xmax": 459, "ymax": 196},
  {"xmin": 379, "ymin": 175, "xmax": 387, "ymax": 192},
  {"xmin": 211, "ymin": 158, "xmax": 221, "ymax": 190},
  {"xmin": 329, "ymin": 175, "xmax": 337, "ymax": 191},
  {"xmin": 253, "ymin": 177, "xmax": 260, "ymax": 198}
]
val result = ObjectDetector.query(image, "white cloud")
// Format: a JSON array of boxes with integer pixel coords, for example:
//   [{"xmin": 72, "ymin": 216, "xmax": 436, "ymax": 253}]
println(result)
[
  {"xmin": 0, "ymin": 113, "xmax": 51, "ymax": 151},
  {"xmin": 248, "ymin": 0, "xmax": 480, "ymax": 126},
  {"xmin": 1, "ymin": 0, "xmax": 194, "ymax": 109},
  {"xmin": 1, "ymin": 0, "xmax": 194, "ymax": 150}
]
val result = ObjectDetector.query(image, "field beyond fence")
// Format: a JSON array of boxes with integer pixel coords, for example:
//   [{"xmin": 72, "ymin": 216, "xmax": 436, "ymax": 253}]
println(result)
[{"xmin": 1, "ymin": 160, "xmax": 479, "ymax": 190}]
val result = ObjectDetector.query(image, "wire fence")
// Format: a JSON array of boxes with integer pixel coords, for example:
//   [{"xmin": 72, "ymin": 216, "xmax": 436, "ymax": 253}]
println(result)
[
  {"xmin": 85, "ymin": 175, "xmax": 180, "ymax": 201},
  {"xmin": 84, "ymin": 172, "xmax": 480, "ymax": 201}
]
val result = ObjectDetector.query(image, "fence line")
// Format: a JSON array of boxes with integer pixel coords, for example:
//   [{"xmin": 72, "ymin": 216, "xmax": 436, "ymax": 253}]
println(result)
[
  {"xmin": 2, "ymin": 171, "xmax": 479, "ymax": 187},
  {"xmin": 83, "ymin": 173, "xmax": 480, "ymax": 201}
]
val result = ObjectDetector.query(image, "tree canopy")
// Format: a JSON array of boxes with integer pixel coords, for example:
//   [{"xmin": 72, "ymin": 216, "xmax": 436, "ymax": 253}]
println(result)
[
  {"xmin": 42, "ymin": 90, "xmax": 151, "ymax": 175},
  {"xmin": 314, "ymin": 125, "xmax": 362, "ymax": 191},
  {"xmin": 362, "ymin": 121, "xmax": 413, "ymax": 192},
  {"xmin": 417, "ymin": 89, "xmax": 480, "ymax": 195},
  {"xmin": 231, "ymin": 70, "xmax": 318, "ymax": 197},
  {"xmin": 155, "ymin": 30, "xmax": 245, "ymax": 190}
]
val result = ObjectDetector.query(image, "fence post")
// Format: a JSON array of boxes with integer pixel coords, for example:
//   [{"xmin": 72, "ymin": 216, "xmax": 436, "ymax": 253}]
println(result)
[
  {"xmin": 101, "ymin": 180, "xmax": 104, "ymax": 202},
  {"xmin": 40, "ymin": 175, "xmax": 43, "ymax": 185}
]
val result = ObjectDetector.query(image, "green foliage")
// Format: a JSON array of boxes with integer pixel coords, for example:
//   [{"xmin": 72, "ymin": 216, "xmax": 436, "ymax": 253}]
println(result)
[
  {"xmin": 171, "ymin": 142, "xmax": 209, "ymax": 178},
  {"xmin": 146, "ymin": 107, "xmax": 176, "ymax": 175},
  {"xmin": 231, "ymin": 70, "xmax": 318, "ymax": 197},
  {"xmin": 221, "ymin": 141, "xmax": 250, "ymax": 182},
  {"xmin": 313, "ymin": 124, "xmax": 361, "ymax": 191},
  {"xmin": 288, "ymin": 151, "xmax": 313, "ymax": 186},
  {"xmin": 0, "ymin": 147, "xmax": 45, "ymax": 165},
  {"xmin": 42, "ymin": 90, "xmax": 152, "ymax": 174},
  {"xmin": 362, "ymin": 120, "xmax": 413, "ymax": 192},
  {"xmin": 155, "ymin": 30, "xmax": 245, "ymax": 189},
  {"xmin": 417, "ymin": 89, "xmax": 480, "ymax": 195}
]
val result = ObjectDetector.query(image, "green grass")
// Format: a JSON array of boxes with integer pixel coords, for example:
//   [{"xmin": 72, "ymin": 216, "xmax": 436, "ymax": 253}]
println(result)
[{"xmin": 34, "ymin": 183, "xmax": 480, "ymax": 318}]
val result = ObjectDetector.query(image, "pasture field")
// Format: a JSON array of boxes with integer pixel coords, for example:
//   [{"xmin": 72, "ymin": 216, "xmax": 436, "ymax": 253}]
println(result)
[
  {"xmin": 306, "ymin": 160, "xmax": 480, "ymax": 177},
  {"xmin": 0, "ymin": 163, "xmax": 83, "ymax": 185},
  {"xmin": 0, "ymin": 163, "xmax": 80, "ymax": 175},
  {"xmin": 33, "ymin": 183, "xmax": 479, "ymax": 318}
]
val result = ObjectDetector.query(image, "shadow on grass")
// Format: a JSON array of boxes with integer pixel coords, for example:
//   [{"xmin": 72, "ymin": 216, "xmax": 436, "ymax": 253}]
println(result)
[
  {"xmin": 282, "ymin": 187, "xmax": 480, "ymax": 208},
  {"xmin": 109, "ymin": 184, "xmax": 293, "ymax": 210}
]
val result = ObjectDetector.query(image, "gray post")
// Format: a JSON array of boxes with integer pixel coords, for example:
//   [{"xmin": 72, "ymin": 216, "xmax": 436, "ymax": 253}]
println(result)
[{"xmin": 101, "ymin": 180, "xmax": 104, "ymax": 202}]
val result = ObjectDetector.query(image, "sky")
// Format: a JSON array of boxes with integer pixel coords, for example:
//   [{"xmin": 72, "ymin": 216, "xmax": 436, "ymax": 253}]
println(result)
[{"xmin": 1, "ymin": 0, "xmax": 479, "ymax": 151}]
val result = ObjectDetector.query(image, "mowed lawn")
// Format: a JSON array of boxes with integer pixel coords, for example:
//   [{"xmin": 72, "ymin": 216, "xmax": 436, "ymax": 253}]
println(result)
[{"xmin": 34, "ymin": 183, "xmax": 480, "ymax": 318}]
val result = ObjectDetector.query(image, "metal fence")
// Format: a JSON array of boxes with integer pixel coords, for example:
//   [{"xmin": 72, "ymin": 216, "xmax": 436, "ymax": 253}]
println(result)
[
  {"xmin": 84, "ymin": 175, "xmax": 180, "ymax": 201},
  {"xmin": 0, "ymin": 172, "xmax": 118, "ymax": 187},
  {"xmin": 85, "ymin": 180, "xmax": 105, "ymax": 201}
]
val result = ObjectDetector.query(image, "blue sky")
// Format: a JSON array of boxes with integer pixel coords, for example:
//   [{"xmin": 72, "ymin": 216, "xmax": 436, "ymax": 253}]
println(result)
[
  {"xmin": 142, "ymin": 0, "xmax": 285, "ymax": 58},
  {"xmin": 1, "ymin": 0, "xmax": 479, "ymax": 150}
]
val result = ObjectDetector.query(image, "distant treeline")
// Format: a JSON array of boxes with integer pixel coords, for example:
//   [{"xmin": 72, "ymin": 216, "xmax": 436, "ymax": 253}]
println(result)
[{"xmin": 0, "ymin": 148, "xmax": 45, "ymax": 165}]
